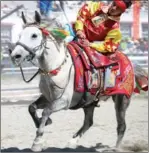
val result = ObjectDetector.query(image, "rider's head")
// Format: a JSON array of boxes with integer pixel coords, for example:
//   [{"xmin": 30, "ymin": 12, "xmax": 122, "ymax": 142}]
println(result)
[{"xmin": 108, "ymin": 0, "xmax": 132, "ymax": 16}]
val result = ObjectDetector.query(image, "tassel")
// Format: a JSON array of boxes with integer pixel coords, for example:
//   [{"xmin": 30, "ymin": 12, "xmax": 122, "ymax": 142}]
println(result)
[{"xmin": 51, "ymin": 29, "xmax": 70, "ymax": 39}]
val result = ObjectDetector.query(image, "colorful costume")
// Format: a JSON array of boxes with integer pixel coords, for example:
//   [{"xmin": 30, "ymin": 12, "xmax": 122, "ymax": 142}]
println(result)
[
  {"xmin": 40, "ymin": 23, "xmax": 75, "ymax": 43},
  {"xmin": 75, "ymin": 1, "xmax": 122, "ymax": 53}
]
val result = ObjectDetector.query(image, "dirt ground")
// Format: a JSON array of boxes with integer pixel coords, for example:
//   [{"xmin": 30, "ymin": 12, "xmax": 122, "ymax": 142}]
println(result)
[{"xmin": 1, "ymin": 97, "xmax": 148, "ymax": 152}]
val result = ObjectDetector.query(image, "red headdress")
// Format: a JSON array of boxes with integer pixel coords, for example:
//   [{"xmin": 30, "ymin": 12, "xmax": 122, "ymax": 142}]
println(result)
[{"xmin": 114, "ymin": 0, "xmax": 132, "ymax": 12}]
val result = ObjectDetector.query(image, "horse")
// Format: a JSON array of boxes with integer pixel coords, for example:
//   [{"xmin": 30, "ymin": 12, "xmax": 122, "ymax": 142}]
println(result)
[{"xmin": 9, "ymin": 11, "xmax": 147, "ymax": 152}]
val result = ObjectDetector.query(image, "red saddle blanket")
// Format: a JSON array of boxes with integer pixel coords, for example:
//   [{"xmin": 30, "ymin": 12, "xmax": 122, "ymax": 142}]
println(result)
[{"xmin": 67, "ymin": 41, "xmax": 135, "ymax": 98}]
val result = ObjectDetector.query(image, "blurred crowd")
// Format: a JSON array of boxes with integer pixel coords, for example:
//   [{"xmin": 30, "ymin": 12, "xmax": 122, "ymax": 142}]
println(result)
[{"xmin": 119, "ymin": 38, "xmax": 148, "ymax": 54}]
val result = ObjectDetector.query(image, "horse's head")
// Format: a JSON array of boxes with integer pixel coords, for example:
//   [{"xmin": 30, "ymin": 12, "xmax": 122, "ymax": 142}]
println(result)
[{"xmin": 10, "ymin": 11, "xmax": 46, "ymax": 66}]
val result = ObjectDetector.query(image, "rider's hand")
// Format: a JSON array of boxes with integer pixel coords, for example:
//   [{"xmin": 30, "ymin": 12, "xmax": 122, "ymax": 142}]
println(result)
[
  {"xmin": 78, "ymin": 38, "xmax": 90, "ymax": 47},
  {"xmin": 76, "ymin": 30, "xmax": 86, "ymax": 39},
  {"xmin": 82, "ymin": 39, "xmax": 90, "ymax": 46}
]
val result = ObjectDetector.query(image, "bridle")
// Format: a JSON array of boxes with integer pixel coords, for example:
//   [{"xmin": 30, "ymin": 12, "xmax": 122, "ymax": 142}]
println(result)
[
  {"xmin": 14, "ymin": 24, "xmax": 66, "ymax": 83},
  {"xmin": 13, "ymin": 23, "xmax": 73, "ymax": 102},
  {"xmin": 13, "ymin": 24, "xmax": 46, "ymax": 83},
  {"xmin": 16, "ymin": 24, "xmax": 48, "ymax": 61},
  {"xmin": 16, "ymin": 40, "xmax": 45, "ymax": 61}
]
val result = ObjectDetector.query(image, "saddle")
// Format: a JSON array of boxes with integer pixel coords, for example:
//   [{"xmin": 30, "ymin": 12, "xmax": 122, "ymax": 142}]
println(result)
[
  {"xmin": 67, "ymin": 41, "xmax": 121, "ymax": 96},
  {"xmin": 67, "ymin": 40, "xmax": 135, "ymax": 100}
]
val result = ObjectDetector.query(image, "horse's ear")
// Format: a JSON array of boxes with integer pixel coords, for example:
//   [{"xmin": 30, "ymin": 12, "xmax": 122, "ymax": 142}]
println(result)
[
  {"xmin": 21, "ymin": 12, "xmax": 27, "ymax": 24},
  {"xmin": 35, "ymin": 11, "xmax": 41, "ymax": 24}
]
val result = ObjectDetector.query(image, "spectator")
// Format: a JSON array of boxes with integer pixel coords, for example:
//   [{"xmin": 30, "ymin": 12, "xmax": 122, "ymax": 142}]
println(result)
[{"xmin": 119, "ymin": 37, "xmax": 148, "ymax": 55}]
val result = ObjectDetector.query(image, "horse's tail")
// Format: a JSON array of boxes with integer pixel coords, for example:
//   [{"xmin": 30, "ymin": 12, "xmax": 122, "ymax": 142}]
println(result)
[{"xmin": 133, "ymin": 63, "xmax": 148, "ymax": 93}]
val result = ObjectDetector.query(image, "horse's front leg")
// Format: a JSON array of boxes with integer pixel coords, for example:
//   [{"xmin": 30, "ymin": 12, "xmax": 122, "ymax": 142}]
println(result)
[
  {"xmin": 31, "ymin": 97, "xmax": 68, "ymax": 152},
  {"xmin": 28, "ymin": 95, "xmax": 52, "ymax": 128},
  {"xmin": 31, "ymin": 107, "xmax": 51, "ymax": 152}
]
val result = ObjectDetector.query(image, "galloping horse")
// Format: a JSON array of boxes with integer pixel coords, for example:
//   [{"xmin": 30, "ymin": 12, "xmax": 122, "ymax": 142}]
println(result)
[{"xmin": 10, "ymin": 11, "xmax": 148, "ymax": 151}]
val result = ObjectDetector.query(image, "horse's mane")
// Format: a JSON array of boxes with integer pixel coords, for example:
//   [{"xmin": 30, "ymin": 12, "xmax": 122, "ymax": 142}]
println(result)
[{"xmin": 41, "ymin": 18, "xmax": 67, "ymax": 44}]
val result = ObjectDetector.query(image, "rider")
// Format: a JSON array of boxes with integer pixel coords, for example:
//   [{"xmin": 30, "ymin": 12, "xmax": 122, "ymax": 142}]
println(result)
[{"xmin": 74, "ymin": 0, "xmax": 132, "ymax": 53}]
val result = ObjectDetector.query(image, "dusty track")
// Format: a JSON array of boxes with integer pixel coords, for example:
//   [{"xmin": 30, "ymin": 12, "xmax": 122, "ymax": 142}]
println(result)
[{"xmin": 1, "ymin": 97, "xmax": 148, "ymax": 152}]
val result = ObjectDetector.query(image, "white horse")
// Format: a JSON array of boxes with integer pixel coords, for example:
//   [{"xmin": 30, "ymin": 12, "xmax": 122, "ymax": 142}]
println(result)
[{"xmin": 10, "ymin": 11, "xmax": 141, "ymax": 152}]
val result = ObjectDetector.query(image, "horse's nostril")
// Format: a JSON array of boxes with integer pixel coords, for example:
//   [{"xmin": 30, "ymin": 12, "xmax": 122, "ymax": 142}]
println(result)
[{"xmin": 15, "ymin": 54, "xmax": 21, "ymax": 59}]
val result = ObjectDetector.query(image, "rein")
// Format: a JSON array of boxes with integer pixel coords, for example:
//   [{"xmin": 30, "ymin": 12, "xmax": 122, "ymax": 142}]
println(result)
[
  {"xmin": 16, "ymin": 36, "xmax": 46, "ymax": 83},
  {"xmin": 16, "ymin": 23, "xmax": 72, "ymax": 95},
  {"xmin": 20, "ymin": 64, "xmax": 40, "ymax": 83}
]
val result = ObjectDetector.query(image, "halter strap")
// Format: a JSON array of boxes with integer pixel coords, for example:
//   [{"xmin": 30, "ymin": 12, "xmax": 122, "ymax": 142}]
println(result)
[{"xmin": 18, "ymin": 23, "xmax": 67, "ymax": 76}]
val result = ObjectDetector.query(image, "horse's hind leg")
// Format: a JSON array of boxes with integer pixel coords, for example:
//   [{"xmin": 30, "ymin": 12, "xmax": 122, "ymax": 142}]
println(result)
[
  {"xmin": 112, "ymin": 94, "xmax": 131, "ymax": 148},
  {"xmin": 68, "ymin": 105, "xmax": 95, "ymax": 148},
  {"xmin": 28, "ymin": 95, "xmax": 52, "ymax": 128}
]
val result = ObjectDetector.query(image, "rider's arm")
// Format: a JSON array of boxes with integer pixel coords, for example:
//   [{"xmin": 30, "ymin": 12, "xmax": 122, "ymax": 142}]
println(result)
[
  {"xmin": 90, "ymin": 29, "xmax": 122, "ymax": 53},
  {"xmin": 75, "ymin": 2, "xmax": 101, "ymax": 31}
]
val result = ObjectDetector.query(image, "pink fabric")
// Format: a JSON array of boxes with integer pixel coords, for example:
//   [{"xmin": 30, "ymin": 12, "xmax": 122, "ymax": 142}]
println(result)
[{"xmin": 67, "ymin": 42, "xmax": 135, "ymax": 98}]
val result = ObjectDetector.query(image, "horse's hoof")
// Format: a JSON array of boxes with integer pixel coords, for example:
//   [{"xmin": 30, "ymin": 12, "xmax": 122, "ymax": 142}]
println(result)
[{"xmin": 31, "ymin": 143, "xmax": 43, "ymax": 152}]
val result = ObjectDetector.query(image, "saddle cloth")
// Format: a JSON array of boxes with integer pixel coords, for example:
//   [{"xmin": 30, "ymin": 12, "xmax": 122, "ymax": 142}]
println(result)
[{"xmin": 67, "ymin": 41, "xmax": 134, "ymax": 98}]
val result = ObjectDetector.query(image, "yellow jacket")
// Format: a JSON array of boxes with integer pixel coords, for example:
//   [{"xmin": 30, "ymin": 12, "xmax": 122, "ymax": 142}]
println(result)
[{"xmin": 75, "ymin": 1, "xmax": 122, "ymax": 53}]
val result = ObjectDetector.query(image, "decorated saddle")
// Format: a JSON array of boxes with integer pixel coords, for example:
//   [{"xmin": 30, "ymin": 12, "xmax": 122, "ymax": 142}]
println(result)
[
  {"xmin": 67, "ymin": 41, "xmax": 135, "ymax": 98},
  {"xmin": 39, "ymin": 25, "xmax": 147, "ymax": 98}
]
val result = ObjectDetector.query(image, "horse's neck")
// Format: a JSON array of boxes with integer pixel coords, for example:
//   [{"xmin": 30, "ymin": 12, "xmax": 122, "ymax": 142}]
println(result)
[
  {"xmin": 38, "ymin": 39, "xmax": 73, "ymax": 101},
  {"xmin": 38, "ymin": 40, "xmax": 66, "ymax": 72}
]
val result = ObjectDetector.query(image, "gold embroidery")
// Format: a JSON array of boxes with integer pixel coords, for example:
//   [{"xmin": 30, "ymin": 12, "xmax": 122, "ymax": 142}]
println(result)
[
  {"xmin": 119, "ymin": 68, "xmax": 134, "ymax": 95},
  {"xmin": 117, "ymin": 51, "xmax": 129, "ymax": 65}
]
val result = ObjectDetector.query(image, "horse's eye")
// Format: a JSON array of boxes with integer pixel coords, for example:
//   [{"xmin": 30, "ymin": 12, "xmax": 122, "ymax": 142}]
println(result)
[{"xmin": 32, "ymin": 34, "xmax": 37, "ymax": 39}]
